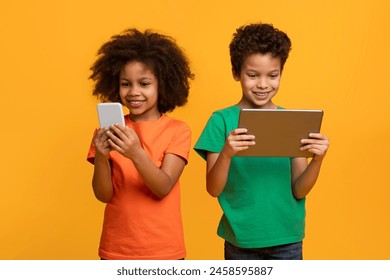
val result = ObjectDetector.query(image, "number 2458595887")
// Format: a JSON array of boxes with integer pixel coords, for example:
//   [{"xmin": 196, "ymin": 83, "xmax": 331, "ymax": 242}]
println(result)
[{"xmin": 209, "ymin": 266, "xmax": 273, "ymax": 276}]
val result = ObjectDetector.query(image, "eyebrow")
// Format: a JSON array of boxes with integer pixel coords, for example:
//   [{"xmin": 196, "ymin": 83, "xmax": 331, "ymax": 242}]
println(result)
[
  {"xmin": 245, "ymin": 69, "xmax": 280, "ymax": 74},
  {"xmin": 119, "ymin": 77, "xmax": 153, "ymax": 81}
]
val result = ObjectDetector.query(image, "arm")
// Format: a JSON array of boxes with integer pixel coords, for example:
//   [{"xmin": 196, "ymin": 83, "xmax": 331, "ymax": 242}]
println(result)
[
  {"xmin": 133, "ymin": 152, "xmax": 186, "ymax": 198},
  {"xmin": 206, "ymin": 128, "xmax": 255, "ymax": 197},
  {"xmin": 106, "ymin": 124, "xmax": 186, "ymax": 199},
  {"xmin": 291, "ymin": 133, "xmax": 330, "ymax": 199},
  {"xmin": 91, "ymin": 128, "xmax": 114, "ymax": 203}
]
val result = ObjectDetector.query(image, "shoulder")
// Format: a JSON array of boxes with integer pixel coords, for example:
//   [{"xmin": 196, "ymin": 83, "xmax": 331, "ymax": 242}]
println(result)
[
  {"xmin": 162, "ymin": 115, "xmax": 190, "ymax": 130},
  {"xmin": 212, "ymin": 105, "xmax": 240, "ymax": 117},
  {"xmin": 205, "ymin": 105, "xmax": 240, "ymax": 125},
  {"xmin": 207, "ymin": 105, "xmax": 240, "ymax": 128},
  {"xmin": 160, "ymin": 115, "xmax": 191, "ymax": 140}
]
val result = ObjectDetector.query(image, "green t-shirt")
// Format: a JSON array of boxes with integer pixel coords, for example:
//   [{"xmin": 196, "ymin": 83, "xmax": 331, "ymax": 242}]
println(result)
[{"xmin": 194, "ymin": 105, "xmax": 306, "ymax": 248}]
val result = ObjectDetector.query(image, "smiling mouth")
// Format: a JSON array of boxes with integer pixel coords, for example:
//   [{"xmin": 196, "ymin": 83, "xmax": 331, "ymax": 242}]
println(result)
[
  {"xmin": 253, "ymin": 91, "xmax": 269, "ymax": 97},
  {"xmin": 129, "ymin": 100, "xmax": 145, "ymax": 106}
]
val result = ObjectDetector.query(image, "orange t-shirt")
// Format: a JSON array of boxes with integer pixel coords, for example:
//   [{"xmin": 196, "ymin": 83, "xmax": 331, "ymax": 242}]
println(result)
[{"xmin": 87, "ymin": 114, "xmax": 191, "ymax": 260}]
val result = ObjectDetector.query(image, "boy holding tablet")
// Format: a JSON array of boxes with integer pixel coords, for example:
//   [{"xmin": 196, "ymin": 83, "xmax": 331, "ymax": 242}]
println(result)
[{"xmin": 194, "ymin": 23, "xmax": 329, "ymax": 259}]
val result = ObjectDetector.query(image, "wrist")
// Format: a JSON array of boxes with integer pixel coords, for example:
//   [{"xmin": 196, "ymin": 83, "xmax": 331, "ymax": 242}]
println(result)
[
  {"xmin": 220, "ymin": 149, "xmax": 233, "ymax": 160},
  {"xmin": 127, "ymin": 148, "xmax": 146, "ymax": 163},
  {"xmin": 311, "ymin": 155, "xmax": 324, "ymax": 164},
  {"xmin": 94, "ymin": 153, "xmax": 110, "ymax": 164}
]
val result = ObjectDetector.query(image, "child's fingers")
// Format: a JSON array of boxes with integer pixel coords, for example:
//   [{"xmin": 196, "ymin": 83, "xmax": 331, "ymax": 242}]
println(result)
[
  {"xmin": 94, "ymin": 128, "xmax": 109, "ymax": 146},
  {"xmin": 300, "ymin": 143, "xmax": 328, "ymax": 157},
  {"xmin": 93, "ymin": 129, "xmax": 113, "ymax": 158},
  {"xmin": 109, "ymin": 124, "xmax": 126, "ymax": 138},
  {"xmin": 95, "ymin": 127, "xmax": 108, "ymax": 138},
  {"xmin": 300, "ymin": 132, "xmax": 329, "ymax": 155},
  {"xmin": 106, "ymin": 130, "xmax": 122, "ymax": 147},
  {"xmin": 233, "ymin": 128, "xmax": 249, "ymax": 135},
  {"xmin": 106, "ymin": 138, "xmax": 123, "ymax": 153},
  {"xmin": 230, "ymin": 129, "xmax": 255, "ymax": 140},
  {"xmin": 308, "ymin": 133, "xmax": 329, "ymax": 142},
  {"xmin": 110, "ymin": 124, "xmax": 139, "ymax": 141},
  {"xmin": 301, "ymin": 134, "xmax": 330, "ymax": 146},
  {"xmin": 228, "ymin": 139, "xmax": 256, "ymax": 148},
  {"xmin": 105, "ymin": 125, "xmax": 142, "ymax": 158},
  {"xmin": 106, "ymin": 125, "xmax": 133, "ymax": 144}
]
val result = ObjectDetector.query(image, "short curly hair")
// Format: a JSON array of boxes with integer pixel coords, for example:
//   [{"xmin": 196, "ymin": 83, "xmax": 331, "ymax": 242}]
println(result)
[
  {"xmin": 89, "ymin": 28, "xmax": 194, "ymax": 113},
  {"xmin": 229, "ymin": 23, "xmax": 292, "ymax": 76}
]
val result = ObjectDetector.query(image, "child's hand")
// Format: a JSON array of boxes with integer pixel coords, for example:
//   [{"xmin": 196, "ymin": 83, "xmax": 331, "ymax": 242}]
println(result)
[
  {"xmin": 105, "ymin": 124, "xmax": 142, "ymax": 160},
  {"xmin": 300, "ymin": 133, "xmax": 330, "ymax": 161},
  {"xmin": 221, "ymin": 128, "xmax": 255, "ymax": 158},
  {"xmin": 93, "ymin": 127, "xmax": 112, "ymax": 160}
]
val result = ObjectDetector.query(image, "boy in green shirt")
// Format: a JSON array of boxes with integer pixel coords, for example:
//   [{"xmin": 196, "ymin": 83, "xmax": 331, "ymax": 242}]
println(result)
[{"xmin": 194, "ymin": 23, "xmax": 330, "ymax": 260}]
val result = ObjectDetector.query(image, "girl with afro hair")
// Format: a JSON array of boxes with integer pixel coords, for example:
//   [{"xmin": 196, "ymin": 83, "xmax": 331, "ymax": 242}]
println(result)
[{"xmin": 87, "ymin": 28, "xmax": 194, "ymax": 260}]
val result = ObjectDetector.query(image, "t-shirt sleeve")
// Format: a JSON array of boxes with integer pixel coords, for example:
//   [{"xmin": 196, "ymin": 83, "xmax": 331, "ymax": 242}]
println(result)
[
  {"xmin": 86, "ymin": 130, "xmax": 97, "ymax": 164},
  {"xmin": 166, "ymin": 122, "xmax": 191, "ymax": 164},
  {"xmin": 194, "ymin": 112, "xmax": 227, "ymax": 160}
]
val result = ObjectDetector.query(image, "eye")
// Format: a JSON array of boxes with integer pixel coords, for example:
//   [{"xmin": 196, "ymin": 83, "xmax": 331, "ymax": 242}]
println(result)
[
  {"xmin": 269, "ymin": 72, "xmax": 280, "ymax": 79},
  {"xmin": 120, "ymin": 81, "xmax": 130, "ymax": 87}
]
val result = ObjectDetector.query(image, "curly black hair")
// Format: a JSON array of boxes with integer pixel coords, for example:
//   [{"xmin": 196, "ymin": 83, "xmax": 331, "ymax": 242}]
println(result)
[
  {"xmin": 229, "ymin": 23, "xmax": 292, "ymax": 76},
  {"xmin": 89, "ymin": 28, "xmax": 194, "ymax": 113}
]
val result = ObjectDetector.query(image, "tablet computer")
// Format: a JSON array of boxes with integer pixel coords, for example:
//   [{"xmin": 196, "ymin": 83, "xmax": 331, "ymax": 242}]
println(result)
[
  {"xmin": 237, "ymin": 109, "xmax": 323, "ymax": 157},
  {"xmin": 97, "ymin": 102, "xmax": 125, "ymax": 128}
]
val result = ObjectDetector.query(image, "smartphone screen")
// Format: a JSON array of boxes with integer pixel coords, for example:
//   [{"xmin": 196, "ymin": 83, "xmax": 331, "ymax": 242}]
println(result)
[{"xmin": 97, "ymin": 103, "xmax": 125, "ymax": 128}]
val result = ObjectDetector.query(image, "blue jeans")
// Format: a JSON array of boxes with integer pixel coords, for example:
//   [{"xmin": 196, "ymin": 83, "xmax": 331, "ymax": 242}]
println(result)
[{"xmin": 224, "ymin": 240, "xmax": 303, "ymax": 260}]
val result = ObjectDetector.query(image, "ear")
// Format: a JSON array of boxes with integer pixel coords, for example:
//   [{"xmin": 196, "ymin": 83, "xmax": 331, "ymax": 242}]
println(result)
[{"xmin": 232, "ymin": 68, "xmax": 240, "ymax": 81}]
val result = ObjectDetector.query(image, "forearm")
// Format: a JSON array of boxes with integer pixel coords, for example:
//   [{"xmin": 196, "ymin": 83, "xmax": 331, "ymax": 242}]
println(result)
[
  {"xmin": 206, "ymin": 153, "xmax": 231, "ymax": 197},
  {"xmin": 92, "ymin": 156, "xmax": 113, "ymax": 203},
  {"xmin": 131, "ymin": 151, "xmax": 182, "ymax": 199},
  {"xmin": 292, "ymin": 159, "xmax": 323, "ymax": 199}
]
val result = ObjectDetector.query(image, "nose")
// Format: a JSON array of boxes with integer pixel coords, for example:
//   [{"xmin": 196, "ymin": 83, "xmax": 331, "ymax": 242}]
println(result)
[
  {"xmin": 256, "ymin": 78, "xmax": 268, "ymax": 89},
  {"xmin": 127, "ymin": 86, "xmax": 140, "ymax": 96}
]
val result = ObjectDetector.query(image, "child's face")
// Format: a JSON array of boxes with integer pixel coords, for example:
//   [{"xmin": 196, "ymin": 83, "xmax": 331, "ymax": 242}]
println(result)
[
  {"xmin": 234, "ymin": 53, "xmax": 281, "ymax": 109},
  {"xmin": 119, "ymin": 61, "xmax": 160, "ymax": 122}
]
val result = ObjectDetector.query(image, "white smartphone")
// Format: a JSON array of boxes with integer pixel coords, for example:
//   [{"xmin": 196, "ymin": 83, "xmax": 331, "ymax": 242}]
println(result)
[{"xmin": 97, "ymin": 102, "xmax": 125, "ymax": 128}]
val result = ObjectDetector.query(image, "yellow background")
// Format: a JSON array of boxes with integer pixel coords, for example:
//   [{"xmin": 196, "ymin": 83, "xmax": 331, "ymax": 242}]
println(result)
[{"xmin": 1, "ymin": 0, "xmax": 389, "ymax": 259}]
